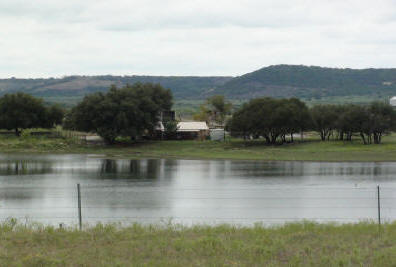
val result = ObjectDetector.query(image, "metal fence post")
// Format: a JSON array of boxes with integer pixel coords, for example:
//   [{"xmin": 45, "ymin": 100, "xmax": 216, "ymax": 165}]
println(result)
[
  {"xmin": 77, "ymin": 183, "xmax": 82, "ymax": 230},
  {"xmin": 377, "ymin": 185, "xmax": 381, "ymax": 233}
]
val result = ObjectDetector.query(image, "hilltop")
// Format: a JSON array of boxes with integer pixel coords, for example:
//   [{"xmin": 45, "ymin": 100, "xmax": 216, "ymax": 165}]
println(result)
[
  {"xmin": 0, "ymin": 75, "xmax": 232, "ymax": 99},
  {"xmin": 1, "ymin": 65, "xmax": 396, "ymax": 105},
  {"xmin": 213, "ymin": 65, "xmax": 396, "ymax": 99}
]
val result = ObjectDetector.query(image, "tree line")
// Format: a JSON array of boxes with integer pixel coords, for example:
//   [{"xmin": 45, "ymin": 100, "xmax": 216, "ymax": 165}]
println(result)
[
  {"xmin": 0, "ymin": 93, "xmax": 64, "ymax": 136},
  {"xmin": 0, "ymin": 83, "xmax": 173, "ymax": 143},
  {"xmin": 228, "ymin": 97, "xmax": 396, "ymax": 144},
  {"xmin": 0, "ymin": 84, "xmax": 394, "ymax": 145}
]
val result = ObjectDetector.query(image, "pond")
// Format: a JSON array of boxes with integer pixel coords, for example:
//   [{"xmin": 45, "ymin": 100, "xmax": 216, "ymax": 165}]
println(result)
[{"xmin": 0, "ymin": 154, "xmax": 395, "ymax": 226}]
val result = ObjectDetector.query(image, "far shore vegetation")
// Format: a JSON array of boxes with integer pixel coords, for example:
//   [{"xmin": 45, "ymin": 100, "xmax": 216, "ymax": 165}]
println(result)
[
  {"xmin": 0, "ymin": 84, "xmax": 395, "ymax": 161},
  {"xmin": 2, "ymin": 131, "xmax": 396, "ymax": 162},
  {"xmin": 0, "ymin": 220, "xmax": 395, "ymax": 266}
]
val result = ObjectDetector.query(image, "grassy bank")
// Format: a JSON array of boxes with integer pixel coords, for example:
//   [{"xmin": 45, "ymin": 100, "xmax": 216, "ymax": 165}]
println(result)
[
  {"xmin": 2, "ymin": 133, "xmax": 396, "ymax": 161},
  {"xmin": 0, "ymin": 221, "xmax": 395, "ymax": 266}
]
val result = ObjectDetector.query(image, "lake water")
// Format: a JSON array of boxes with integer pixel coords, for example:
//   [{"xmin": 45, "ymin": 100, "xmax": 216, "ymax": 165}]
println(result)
[{"xmin": 0, "ymin": 154, "xmax": 395, "ymax": 226}]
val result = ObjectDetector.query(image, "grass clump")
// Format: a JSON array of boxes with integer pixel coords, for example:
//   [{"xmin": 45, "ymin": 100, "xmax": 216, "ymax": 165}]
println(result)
[{"xmin": 0, "ymin": 220, "xmax": 395, "ymax": 266}]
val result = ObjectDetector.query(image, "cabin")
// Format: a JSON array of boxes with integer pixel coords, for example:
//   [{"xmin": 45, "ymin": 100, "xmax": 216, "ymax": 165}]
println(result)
[{"xmin": 176, "ymin": 121, "xmax": 209, "ymax": 141}]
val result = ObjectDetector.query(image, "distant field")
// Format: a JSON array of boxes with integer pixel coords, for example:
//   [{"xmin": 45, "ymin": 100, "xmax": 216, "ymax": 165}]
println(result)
[
  {"xmin": 41, "ymin": 96, "xmax": 246, "ymax": 117},
  {"xmin": 2, "ymin": 132, "xmax": 396, "ymax": 162},
  {"xmin": 302, "ymin": 95, "xmax": 390, "ymax": 106},
  {"xmin": 41, "ymin": 95, "xmax": 390, "ymax": 116},
  {"xmin": 0, "ymin": 221, "xmax": 394, "ymax": 266},
  {"xmin": 42, "ymin": 96, "xmax": 83, "ymax": 108}
]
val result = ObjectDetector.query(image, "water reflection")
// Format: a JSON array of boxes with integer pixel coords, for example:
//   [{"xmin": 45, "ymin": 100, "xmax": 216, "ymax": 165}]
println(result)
[
  {"xmin": 0, "ymin": 155, "xmax": 395, "ymax": 179},
  {"xmin": 0, "ymin": 154, "xmax": 395, "ymax": 225},
  {"xmin": 98, "ymin": 159, "xmax": 162, "ymax": 179},
  {"xmin": 0, "ymin": 160, "xmax": 53, "ymax": 175},
  {"xmin": 100, "ymin": 159, "xmax": 117, "ymax": 174},
  {"xmin": 0, "ymin": 156, "xmax": 167, "ymax": 180}
]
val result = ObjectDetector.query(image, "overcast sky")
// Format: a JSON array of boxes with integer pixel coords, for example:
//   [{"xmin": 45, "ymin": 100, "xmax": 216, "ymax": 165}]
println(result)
[{"xmin": 1, "ymin": 0, "xmax": 396, "ymax": 78}]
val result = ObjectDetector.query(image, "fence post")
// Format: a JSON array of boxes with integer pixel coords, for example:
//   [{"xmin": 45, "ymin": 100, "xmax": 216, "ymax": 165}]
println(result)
[
  {"xmin": 77, "ymin": 183, "xmax": 82, "ymax": 230},
  {"xmin": 377, "ymin": 185, "xmax": 381, "ymax": 231}
]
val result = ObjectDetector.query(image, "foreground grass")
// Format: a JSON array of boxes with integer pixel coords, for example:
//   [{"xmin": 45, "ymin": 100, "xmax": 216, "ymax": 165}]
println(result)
[
  {"xmin": 0, "ymin": 221, "xmax": 395, "ymax": 266},
  {"xmin": 2, "ymin": 133, "xmax": 396, "ymax": 161}
]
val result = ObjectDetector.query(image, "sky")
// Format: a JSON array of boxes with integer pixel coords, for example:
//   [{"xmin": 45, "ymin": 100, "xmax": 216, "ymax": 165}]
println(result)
[{"xmin": 1, "ymin": 0, "xmax": 396, "ymax": 78}]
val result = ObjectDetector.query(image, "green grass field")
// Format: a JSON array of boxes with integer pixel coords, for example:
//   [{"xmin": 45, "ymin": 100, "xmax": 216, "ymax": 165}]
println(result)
[
  {"xmin": 0, "ymin": 221, "xmax": 394, "ymax": 266},
  {"xmin": 1, "ymin": 132, "xmax": 396, "ymax": 162}
]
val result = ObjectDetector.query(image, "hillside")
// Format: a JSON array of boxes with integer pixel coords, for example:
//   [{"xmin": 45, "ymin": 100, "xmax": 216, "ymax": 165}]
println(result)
[
  {"xmin": 1, "ymin": 65, "xmax": 396, "ymax": 104},
  {"xmin": 0, "ymin": 75, "xmax": 232, "ymax": 99},
  {"xmin": 212, "ymin": 65, "xmax": 396, "ymax": 99}
]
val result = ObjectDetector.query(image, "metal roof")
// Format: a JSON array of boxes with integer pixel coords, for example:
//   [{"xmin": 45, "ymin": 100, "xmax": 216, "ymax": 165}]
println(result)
[{"xmin": 177, "ymin": 122, "xmax": 209, "ymax": 132}]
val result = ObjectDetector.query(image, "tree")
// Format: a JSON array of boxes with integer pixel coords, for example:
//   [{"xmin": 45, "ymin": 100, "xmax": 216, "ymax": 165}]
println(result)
[
  {"xmin": 332, "ymin": 102, "xmax": 395, "ymax": 145},
  {"xmin": 193, "ymin": 95, "xmax": 232, "ymax": 126},
  {"xmin": 310, "ymin": 105, "xmax": 338, "ymax": 141},
  {"xmin": 368, "ymin": 101, "xmax": 396, "ymax": 144},
  {"xmin": 286, "ymin": 98, "xmax": 311, "ymax": 141},
  {"xmin": 229, "ymin": 96, "xmax": 394, "ymax": 145},
  {"xmin": 335, "ymin": 105, "xmax": 370, "ymax": 143},
  {"xmin": 0, "ymin": 93, "xmax": 61, "ymax": 136},
  {"xmin": 228, "ymin": 97, "xmax": 310, "ymax": 144},
  {"xmin": 45, "ymin": 105, "xmax": 65, "ymax": 128},
  {"xmin": 193, "ymin": 105, "xmax": 211, "ymax": 123},
  {"xmin": 207, "ymin": 95, "xmax": 232, "ymax": 125},
  {"xmin": 65, "ymin": 83, "xmax": 173, "ymax": 144}
]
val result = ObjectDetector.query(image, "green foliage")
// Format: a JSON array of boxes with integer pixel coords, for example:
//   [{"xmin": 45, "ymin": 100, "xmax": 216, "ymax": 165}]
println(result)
[
  {"xmin": 0, "ymin": 93, "xmax": 64, "ymax": 136},
  {"xmin": 193, "ymin": 95, "xmax": 232, "ymax": 126},
  {"xmin": 163, "ymin": 120, "xmax": 179, "ymax": 140},
  {"xmin": 47, "ymin": 105, "xmax": 65, "ymax": 126},
  {"xmin": 229, "ymin": 97, "xmax": 310, "ymax": 144},
  {"xmin": 65, "ymin": 83, "xmax": 173, "ymax": 144},
  {"xmin": 20, "ymin": 129, "xmax": 34, "ymax": 138},
  {"xmin": 229, "ymin": 96, "xmax": 395, "ymax": 145},
  {"xmin": 311, "ymin": 102, "xmax": 396, "ymax": 144},
  {"xmin": 193, "ymin": 104, "xmax": 211, "ymax": 123},
  {"xmin": 310, "ymin": 104, "xmax": 338, "ymax": 141},
  {"xmin": 206, "ymin": 95, "xmax": 232, "ymax": 125}
]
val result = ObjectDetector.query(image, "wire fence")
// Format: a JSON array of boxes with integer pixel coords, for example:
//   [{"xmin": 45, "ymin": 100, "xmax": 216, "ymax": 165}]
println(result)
[{"xmin": 0, "ymin": 184, "xmax": 395, "ymax": 228}]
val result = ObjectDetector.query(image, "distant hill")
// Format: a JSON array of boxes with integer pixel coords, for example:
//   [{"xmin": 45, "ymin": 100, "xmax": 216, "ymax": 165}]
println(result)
[
  {"xmin": 212, "ymin": 65, "xmax": 396, "ymax": 99},
  {"xmin": 0, "ymin": 76, "xmax": 233, "ymax": 99},
  {"xmin": 1, "ymin": 65, "xmax": 396, "ymax": 103}
]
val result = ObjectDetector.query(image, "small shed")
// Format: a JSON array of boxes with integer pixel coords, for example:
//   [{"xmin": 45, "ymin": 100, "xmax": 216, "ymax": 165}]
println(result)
[
  {"xmin": 390, "ymin": 96, "xmax": 396, "ymax": 107},
  {"xmin": 210, "ymin": 128, "xmax": 225, "ymax": 141},
  {"xmin": 177, "ymin": 122, "xmax": 209, "ymax": 141}
]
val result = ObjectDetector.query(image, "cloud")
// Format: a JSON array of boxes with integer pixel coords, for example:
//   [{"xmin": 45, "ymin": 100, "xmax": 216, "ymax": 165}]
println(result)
[
  {"xmin": 1, "ymin": 0, "xmax": 396, "ymax": 77},
  {"xmin": 0, "ymin": 0, "xmax": 90, "ymax": 23}
]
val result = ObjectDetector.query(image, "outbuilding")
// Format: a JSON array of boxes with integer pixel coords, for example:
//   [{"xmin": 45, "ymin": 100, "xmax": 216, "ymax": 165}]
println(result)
[
  {"xmin": 390, "ymin": 96, "xmax": 396, "ymax": 107},
  {"xmin": 177, "ymin": 121, "xmax": 209, "ymax": 141},
  {"xmin": 210, "ymin": 128, "xmax": 225, "ymax": 141}
]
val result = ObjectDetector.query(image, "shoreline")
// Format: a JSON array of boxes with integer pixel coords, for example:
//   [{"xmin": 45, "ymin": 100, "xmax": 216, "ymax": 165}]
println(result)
[
  {"xmin": 2, "ymin": 136, "xmax": 396, "ymax": 162},
  {"xmin": 3, "ymin": 150, "xmax": 396, "ymax": 163}
]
